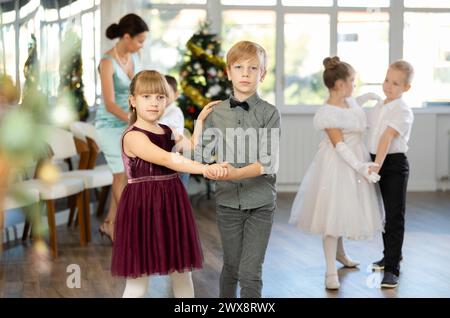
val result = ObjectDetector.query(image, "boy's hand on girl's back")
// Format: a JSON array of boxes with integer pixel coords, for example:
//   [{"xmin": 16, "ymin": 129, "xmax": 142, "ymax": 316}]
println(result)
[{"xmin": 197, "ymin": 100, "xmax": 222, "ymax": 122}]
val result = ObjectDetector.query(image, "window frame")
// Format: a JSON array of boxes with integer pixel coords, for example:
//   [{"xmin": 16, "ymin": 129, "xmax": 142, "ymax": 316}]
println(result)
[
  {"xmin": 3, "ymin": 0, "xmax": 450, "ymax": 109},
  {"xmin": 147, "ymin": 0, "xmax": 404, "ymax": 109}
]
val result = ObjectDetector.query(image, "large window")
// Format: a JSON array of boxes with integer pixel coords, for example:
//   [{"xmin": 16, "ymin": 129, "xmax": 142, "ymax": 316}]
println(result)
[
  {"xmin": 284, "ymin": 14, "xmax": 329, "ymax": 105},
  {"xmin": 147, "ymin": 0, "xmax": 450, "ymax": 108},
  {"xmin": 404, "ymin": 0, "xmax": 450, "ymax": 9},
  {"xmin": 404, "ymin": 12, "xmax": 450, "ymax": 106},
  {"xmin": 3, "ymin": 1, "xmax": 450, "ymax": 109},
  {"xmin": 221, "ymin": 10, "xmax": 276, "ymax": 103},
  {"xmin": 338, "ymin": 0, "xmax": 389, "ymax": 7},
  {"xmin": 41, "ymin": 21, "xmax": 60, "ymax": 98},
  {"xmin": 0, "ymin": 24, "xmax": 16, "ymax": 81},
  {"xmin": 1, "ymin": 0, "xmax": 100, "ymax": 106},
  {"xmin": 146, "ymin": 8, "xmax": 207, "ymax": 74},
  {"xmin": 337, "ymin": 11, "xmax": 389, "ymax": 97}
]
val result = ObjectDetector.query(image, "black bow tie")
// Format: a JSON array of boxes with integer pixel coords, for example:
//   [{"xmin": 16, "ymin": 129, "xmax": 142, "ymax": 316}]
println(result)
[{"xmin": 230, "ymin": 99, "xmax": 249, "ymax": 111}]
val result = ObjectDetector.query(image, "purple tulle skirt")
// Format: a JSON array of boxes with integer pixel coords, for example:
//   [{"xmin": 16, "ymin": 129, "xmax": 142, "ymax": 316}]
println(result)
[{"xmin": 111, "ymin": 176, "xmax": 203, "ymax": 278}]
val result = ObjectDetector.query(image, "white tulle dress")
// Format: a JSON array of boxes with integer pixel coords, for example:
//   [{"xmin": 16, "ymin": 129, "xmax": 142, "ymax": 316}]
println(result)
[{"xmin": 289, "ymin": 97, "xmax": 384, "ymax": 240}]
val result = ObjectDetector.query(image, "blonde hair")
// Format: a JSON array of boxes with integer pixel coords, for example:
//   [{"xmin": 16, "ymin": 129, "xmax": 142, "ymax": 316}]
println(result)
[
  {"xmin": 128, "ymin": 70, "xmax": 171, "ymax": 125},
  {"xmin": 322, "ymin": 56, "xmax": 354, "ymax": 90},
  {"xmin": 390, "ymin": 60, "xmax": 414, "ymax": 85},
  {"xmin": 226, "ymin": 41, "xmax": 267, "ymax": 72}
]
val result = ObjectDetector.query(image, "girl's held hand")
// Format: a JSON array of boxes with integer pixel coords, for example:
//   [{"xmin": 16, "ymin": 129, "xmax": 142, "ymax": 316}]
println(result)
[
  {"xmin": 368, "ymin": 165, "xmax": 380, "ymax": 175},
  {"xmin": 203, "ymin": 162, "xmax": 229, "ymax": 180}
]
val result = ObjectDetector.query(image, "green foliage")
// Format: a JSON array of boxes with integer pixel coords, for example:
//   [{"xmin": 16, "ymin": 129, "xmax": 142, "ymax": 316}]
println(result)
[{"xmin": 58, "ymin": 28, "xmax": 88, "ymax": 121}]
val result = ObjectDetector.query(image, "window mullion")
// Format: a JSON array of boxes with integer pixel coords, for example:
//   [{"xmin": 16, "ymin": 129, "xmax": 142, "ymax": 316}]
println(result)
[
  {"xmin": 389, "ymin": 0, "xmax": 403, "ymax": 62},
  {"xmin": 275, "ymin": 0, "xmax": 284, "ymax": 108},
  {"xmin": 330, "ymin": 0, "xmax": 337, "ymax": 56},
  {"xmin": 15, "ymin": 0, "xmax": 20, "ymax": 88},
  {"xmin": 207, "ymin": 0, "xmax": 221, "ymax": 35}
]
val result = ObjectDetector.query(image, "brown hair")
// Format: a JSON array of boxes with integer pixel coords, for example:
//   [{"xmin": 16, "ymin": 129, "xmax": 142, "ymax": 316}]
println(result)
[
  {"xmin": 128, "ymin": 70, "xmax": 171, "ymax": 125},
  {"xmin": 322, "ymin": 56, "xmax": 354, "ymax": 90},
  {"xmin": 226, "ymin": 41, "xmax": 267, "ymax": 71},
  {"xmin": 106, "ymin": 13, "xmax": 149, "ymax": 40},
  {"xmin": 390, "ymin": 60, "xmax": 414, "ymax": 85},
  {"xmin": 164, "ymin": 75, "xmax": 178, "ymax": 94}
]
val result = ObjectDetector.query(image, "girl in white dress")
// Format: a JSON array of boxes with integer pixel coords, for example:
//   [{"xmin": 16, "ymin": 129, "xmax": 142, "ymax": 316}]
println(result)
[{"xmin": 289, "ymin": 56, "xmax": 384, "ymax": 290}]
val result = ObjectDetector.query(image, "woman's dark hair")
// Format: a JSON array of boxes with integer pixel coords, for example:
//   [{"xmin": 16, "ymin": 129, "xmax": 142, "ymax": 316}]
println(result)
[
  {"xmin": 106, "ymin": 13, "xmax": 149, "ymax": 40},
  {"xmin": 322, "ymin": 56, "xmax": 354, "ymax": 90}
]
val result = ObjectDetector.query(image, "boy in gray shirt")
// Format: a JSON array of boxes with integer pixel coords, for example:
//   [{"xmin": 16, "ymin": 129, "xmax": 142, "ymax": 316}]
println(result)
[{"xmin": 194, "ymin": 41, "xmax": 280, "ymax": 298}]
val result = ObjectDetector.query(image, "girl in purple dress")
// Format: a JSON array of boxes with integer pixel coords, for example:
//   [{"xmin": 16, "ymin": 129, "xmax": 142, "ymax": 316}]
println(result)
[{"xmin": 111, "ymin": 70, "xmax": 226, "ymax": 298}]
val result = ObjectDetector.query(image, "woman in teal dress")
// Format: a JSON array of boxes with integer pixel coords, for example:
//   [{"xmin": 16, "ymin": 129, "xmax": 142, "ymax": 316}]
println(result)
[{"xmin": 96, "ymin": 14, "xmax": 148, "ymax": 241}]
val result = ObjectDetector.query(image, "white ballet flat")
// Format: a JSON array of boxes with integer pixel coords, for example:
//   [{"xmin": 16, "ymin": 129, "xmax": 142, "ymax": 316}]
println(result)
[
  {"xmin": 325, "ymin": 273, "xmax": 340, "ymax": 290},
  {"xmin": 336, "ymin": 254, "xmax": 360, "ymax": 268}
]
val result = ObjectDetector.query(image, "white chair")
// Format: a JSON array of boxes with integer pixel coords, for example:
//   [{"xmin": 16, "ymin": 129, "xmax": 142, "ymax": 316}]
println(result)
[
  {"xmin": 70, "ymin": 121, "xmax": 109, "ymax": 171},
  {"xmin": 19, "ymin": 158, "xmax": 86, "ymax": 258},
  {"xmin": 3, "ymin": 188, "xmax": 40, "ymax": 211},
  {"xmin": 49, "ymin": 126, "xmax": 113, "ymax": 243},
  {"xmin": 70, "ymin": 122, "xmax": 113, "ymax": 217},
  {"xmin": 1, "ymin": 188, "xmax": 40, "ymax": 250}
]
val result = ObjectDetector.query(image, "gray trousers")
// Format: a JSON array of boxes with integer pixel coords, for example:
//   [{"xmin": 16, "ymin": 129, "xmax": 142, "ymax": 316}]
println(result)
[{"xmin": 216, "ymin": 201, "xmax": 275, "ymax": 298}]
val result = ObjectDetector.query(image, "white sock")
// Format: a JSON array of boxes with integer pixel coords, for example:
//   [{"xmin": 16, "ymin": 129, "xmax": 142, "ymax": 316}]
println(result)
[
  {"xmin": 170, "ymin": 271, "xmax": 194, "ymax": 298},
  {"xmin": 322, "ymin": 235, "xmax": 338, "ymax": 275},
  {"xmin": 122, "ymin": 276, "xmax": 149, "ymax": 298}
]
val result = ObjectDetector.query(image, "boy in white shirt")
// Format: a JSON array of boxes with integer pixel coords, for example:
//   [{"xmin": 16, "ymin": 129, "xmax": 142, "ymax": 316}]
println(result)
[
  {"xmin": 159, "ymin": 75, "xmax": 189, "ymax": 189},
  {"xmin": 367, "ymin": 60, "xmax": 415, "ymax": 288}
]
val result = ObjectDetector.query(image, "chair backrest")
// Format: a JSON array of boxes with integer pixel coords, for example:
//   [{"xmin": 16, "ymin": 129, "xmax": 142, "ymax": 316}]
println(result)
[
  {"xmin": 4, "ymin": 188, "xmax": 40, "ymax": 210},
  {"xmin": 70, "ymin": 121, "xmax": 99, "ymax": 144},
  {"xmin": 70, "ymin": 121, "xmax": 101, "ymax": 169},
  {"xmin": 45, "ymin": 126, "xmax": 78, "ymax": 161},
  {"xmin": 70, "ymin": 122, "xmax": 87, "ymax": 142}
]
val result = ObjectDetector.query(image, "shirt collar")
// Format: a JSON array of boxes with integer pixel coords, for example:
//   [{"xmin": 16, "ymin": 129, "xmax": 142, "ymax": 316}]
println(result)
[
  {"xmin": 230, "ymin": 92, "xmax": 261, "ymax": 110},
  {"xmin": 383, "ymin": 97, "xmax": 403, "ymax": 111},
  {"xmin": 165, "ymin": 102, "xmax": 176, "ymax": 110}
]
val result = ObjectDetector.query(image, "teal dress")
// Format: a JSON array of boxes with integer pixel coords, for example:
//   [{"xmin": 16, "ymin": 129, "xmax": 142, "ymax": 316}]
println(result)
[{"xmin": 95, "ymin": 53, "xmax": 140, "ymax": 173}]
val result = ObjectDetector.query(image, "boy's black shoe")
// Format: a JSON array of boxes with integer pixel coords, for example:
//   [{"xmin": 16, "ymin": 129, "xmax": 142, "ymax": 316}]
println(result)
[
  {"xmin": 372, "ymin": 256, "xmax": 403, "ymax": 271},
  {"xmin": 380, "ymin": 272, "xmax": 399, "ymax": 288},
  {"xmin": 372, "ymin": 258, "xmax": 385, "ymax": 270}
]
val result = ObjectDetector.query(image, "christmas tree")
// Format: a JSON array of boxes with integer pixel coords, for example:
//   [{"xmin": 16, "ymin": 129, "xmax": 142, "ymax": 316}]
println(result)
[
  {"xmin": 177, "ymin": 21, "xmax": 231, "ymax": 132},
  {"xmin": 58, "ymin": 27, "xmax": 88, "ymax": 122}
]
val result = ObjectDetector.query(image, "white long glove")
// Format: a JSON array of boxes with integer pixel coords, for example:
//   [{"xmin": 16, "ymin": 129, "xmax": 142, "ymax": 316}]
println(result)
[
  {"xmin": 335, "ymin": 141, "xmax": 381, "ymax": 183},
  {"xmin": 356, "ymin": 92, "xmax": 383, "ymax": 106}
]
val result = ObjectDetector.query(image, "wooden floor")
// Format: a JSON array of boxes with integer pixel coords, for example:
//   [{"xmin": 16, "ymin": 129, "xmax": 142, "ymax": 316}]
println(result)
[{"xmin": 1, "ymin": 191, "xmax": 450, "ymax": 298}]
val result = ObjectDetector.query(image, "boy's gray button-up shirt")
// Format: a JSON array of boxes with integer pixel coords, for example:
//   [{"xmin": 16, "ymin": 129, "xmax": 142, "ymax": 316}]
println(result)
[{"xmin": 193, "ymin": 93, "xmax": 281, "ymax": 210}]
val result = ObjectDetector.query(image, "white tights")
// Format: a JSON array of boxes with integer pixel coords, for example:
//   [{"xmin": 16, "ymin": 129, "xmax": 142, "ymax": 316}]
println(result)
[
  {"xmin": 322, "ymin": 236, "xmax": 348, "ymax": 275},
  {"xmin": 122, "ymin": 272, "xmax": 194, "ymax": 298}
]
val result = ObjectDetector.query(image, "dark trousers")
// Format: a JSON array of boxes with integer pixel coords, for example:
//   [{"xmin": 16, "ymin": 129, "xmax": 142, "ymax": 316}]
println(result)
[
  {"xmin": 216, "ymin": 202, "xmax": 275, "ymax": 298},
  {"xmin": 371, "ymin": 153, "xmax": 409, "ymax": 276}
]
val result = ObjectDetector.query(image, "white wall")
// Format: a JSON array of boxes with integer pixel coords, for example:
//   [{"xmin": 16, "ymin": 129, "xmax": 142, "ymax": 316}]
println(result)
[
  {"xmin": 277, "ymin": 107, "xmax": 450, "ymax": 192},
  {"xmin": 100, "ymin": 0, "xmax": 146, "ymax": 57}
]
